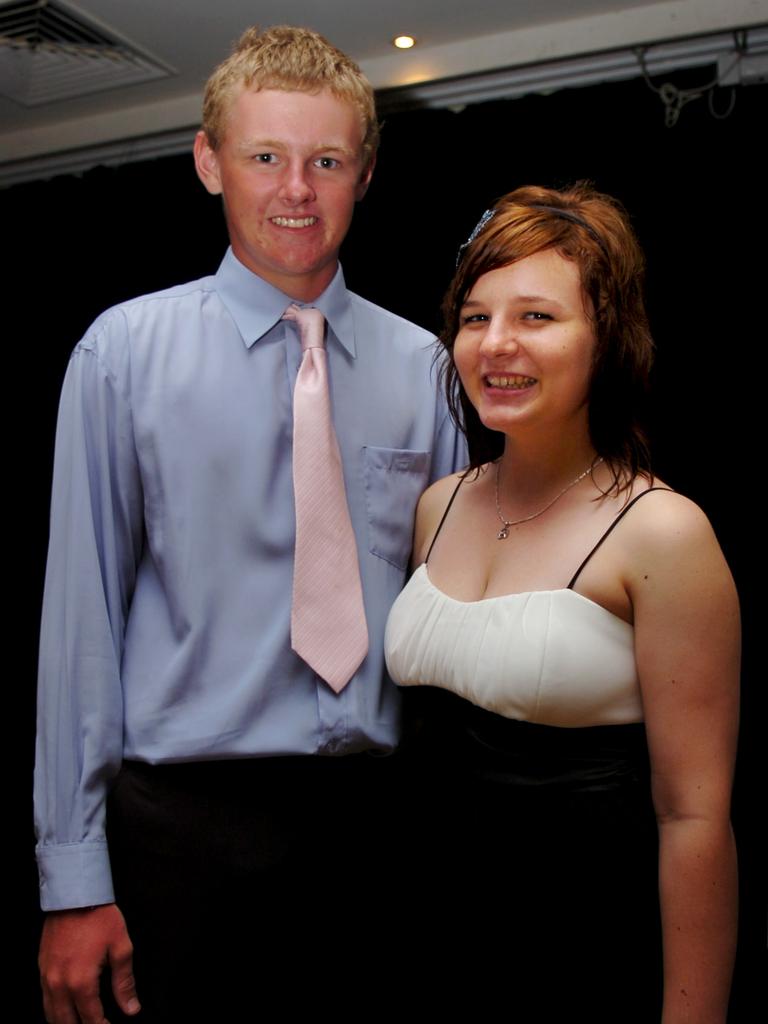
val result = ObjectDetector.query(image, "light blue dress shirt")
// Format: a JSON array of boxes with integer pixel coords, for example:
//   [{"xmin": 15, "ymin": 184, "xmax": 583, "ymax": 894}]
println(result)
[{"xmin": 35, "ymin": 248, "xmax": 464, "ymax": 912}]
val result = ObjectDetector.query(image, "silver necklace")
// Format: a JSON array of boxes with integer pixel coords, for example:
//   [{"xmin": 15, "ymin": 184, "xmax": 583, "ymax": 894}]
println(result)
[{"xmin": 494, "ymin": 457, "xmax": 603, "ymax": 540}]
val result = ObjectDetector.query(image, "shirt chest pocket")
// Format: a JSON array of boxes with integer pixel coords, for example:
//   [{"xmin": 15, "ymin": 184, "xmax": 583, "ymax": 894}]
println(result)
[{"xmin": 362, "ymin": 446, "xmax": 431, "ymax": 570}]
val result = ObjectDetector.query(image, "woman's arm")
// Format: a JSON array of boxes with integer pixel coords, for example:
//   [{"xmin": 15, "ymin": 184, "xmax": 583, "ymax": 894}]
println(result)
[{"xmin": 628, "ymin": 493, "xmax": 740, "ymax": 1023}]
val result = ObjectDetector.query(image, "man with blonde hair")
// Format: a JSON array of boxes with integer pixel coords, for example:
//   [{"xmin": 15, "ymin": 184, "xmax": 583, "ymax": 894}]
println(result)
[{"xmin": 36, "ymin": 25, "xmax": 461, "ymax": 1022}]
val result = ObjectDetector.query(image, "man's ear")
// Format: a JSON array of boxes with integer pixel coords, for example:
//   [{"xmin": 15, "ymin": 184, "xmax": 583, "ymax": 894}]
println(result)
[
  {"xmin": 355, "ymin": 152, "xmax": 376, "ymax": 202},
  {"xmin": 194, "ymin": 131, "xmax": 223, "ymax": 196}
]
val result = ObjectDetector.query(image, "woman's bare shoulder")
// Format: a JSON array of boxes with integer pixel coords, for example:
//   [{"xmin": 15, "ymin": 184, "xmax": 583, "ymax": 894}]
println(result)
[
  {"xmin": 618, "ymin": 483, "xmax": 735, "ymax": 601},
  {"xmin": 412, "ymin": 471, "xmax": 470, "ymax": 567},
  {"xmin": 621, "ymin": 483, "xmax": 721, "ymax": 556},
  {"xmin": 418, "ymin": 471, "xmax": 467, "ymax": 516}
]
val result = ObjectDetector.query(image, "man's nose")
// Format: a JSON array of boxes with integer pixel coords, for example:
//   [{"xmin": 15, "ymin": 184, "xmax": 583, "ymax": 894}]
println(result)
[{"xmin": 278, "ymin": 162, "xmax": 316, "ymax": 205}]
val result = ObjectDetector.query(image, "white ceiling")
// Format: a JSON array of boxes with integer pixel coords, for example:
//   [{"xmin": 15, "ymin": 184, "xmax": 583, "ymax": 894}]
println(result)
[{"xmin": 1, "ymin": 0, "xmax": 764, "ymax": 167}]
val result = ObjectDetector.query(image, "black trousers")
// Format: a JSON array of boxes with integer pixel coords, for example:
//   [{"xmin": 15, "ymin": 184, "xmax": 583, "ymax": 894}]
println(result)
[{"xmin": 104, "ymin": 755, "xmax": 408, "ymax": 1021}]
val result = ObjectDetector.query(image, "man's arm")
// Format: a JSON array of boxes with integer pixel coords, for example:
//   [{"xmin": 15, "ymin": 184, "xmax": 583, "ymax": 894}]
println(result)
[{"xmin": 36, "ymin": 316, "xmax": 145, "ymax": 1021}]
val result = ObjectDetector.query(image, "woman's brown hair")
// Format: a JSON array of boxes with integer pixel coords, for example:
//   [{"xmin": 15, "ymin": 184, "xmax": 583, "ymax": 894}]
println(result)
[{"xmin": 441, "ymin": 183, "xmax": 654, "ymax": 494}]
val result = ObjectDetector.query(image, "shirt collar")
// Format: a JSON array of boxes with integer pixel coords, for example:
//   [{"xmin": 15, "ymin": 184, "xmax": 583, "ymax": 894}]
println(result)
[{"xmin": 214, "ymin": 247, "xmax": 356, "ymax": 358}]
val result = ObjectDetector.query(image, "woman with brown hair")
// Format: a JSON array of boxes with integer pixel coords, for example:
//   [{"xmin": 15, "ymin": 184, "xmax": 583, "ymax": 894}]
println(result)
[{"xmin": 385, "ymin": 184, "xmax": 738, "ymax": 1021}]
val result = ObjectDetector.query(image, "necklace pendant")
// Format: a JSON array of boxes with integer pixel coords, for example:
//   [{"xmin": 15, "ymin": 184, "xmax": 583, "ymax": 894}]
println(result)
[{"xmin": 493, "ymin": 456, "xmax": 604, "ymax": 539}]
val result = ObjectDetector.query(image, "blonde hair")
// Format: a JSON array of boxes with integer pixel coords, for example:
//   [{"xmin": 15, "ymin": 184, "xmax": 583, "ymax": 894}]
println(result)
[{"xmin": 202, "ymin": 24, "xmax": 379, "ymax": 168}]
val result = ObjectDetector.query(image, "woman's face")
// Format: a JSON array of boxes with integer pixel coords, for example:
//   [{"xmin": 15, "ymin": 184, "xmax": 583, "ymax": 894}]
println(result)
[{"xmin": 453, "ymin": 248, "xmax": 597, "ymax": 440}]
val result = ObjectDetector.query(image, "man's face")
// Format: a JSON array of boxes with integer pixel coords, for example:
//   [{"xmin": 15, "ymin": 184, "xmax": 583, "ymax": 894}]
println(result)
[{"xmin": 194, "ymin": 86, "xmax": 373, "ymax": 301}]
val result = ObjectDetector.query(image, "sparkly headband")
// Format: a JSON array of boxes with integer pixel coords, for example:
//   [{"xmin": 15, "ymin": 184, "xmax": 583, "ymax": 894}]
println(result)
[
  {"xmin": 456, "ymin": 202, "xmax": 609, "ymax": 265},
  {"xmin": 455, "ymin": 207, "xmax": 496, "ymax": 265}
]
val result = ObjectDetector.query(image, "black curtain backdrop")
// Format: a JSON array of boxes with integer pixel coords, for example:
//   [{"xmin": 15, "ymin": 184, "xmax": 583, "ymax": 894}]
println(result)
[{"xmin": 11, "ymin": 72, "xmax": 766, "ymax": 1018}]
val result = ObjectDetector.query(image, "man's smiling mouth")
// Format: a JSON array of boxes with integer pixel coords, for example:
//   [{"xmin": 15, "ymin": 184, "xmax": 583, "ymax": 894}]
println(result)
[{"xmin": 270, "ymin": 216, "xmax": 317, "ymax": 228}]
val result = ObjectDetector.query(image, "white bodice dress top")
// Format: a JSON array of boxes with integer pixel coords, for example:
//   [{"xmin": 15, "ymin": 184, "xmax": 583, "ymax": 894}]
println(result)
[
  {"xmin": 385, "ymin": 564, "xmax": 642, "ymax": 727},
  {"xmin": 384, "ymin": 487, "xmax": 668, "ymax": 728}
]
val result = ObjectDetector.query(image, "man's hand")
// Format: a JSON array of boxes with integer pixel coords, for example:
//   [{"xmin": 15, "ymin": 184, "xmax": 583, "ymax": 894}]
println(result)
[{"xmin": 39, "ymin": 904, "xmax": 140, "ymax": 1024}]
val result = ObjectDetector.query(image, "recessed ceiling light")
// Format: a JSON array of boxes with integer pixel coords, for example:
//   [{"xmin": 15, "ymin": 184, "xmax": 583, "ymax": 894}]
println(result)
[{"xmin": 393, "ymin": 35, "xmax": 416, "ymax": 50}]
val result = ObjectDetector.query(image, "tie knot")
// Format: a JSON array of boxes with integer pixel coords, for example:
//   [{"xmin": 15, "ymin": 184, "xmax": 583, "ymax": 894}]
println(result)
[{"xmin": 282, "ymin": 303, "xmax": 326, "ymax": 352}]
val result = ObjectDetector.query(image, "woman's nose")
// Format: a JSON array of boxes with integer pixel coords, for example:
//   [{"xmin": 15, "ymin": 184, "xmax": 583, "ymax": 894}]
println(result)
[{"xmin": 479, "ymin": 320, "xmax": 520, "ymax": 357}]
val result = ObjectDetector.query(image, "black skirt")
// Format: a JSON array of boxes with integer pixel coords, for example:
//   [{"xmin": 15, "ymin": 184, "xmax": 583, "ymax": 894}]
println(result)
[{"xmin": 397, "ymin": 687, "xmax": 663, "ymax": 1022}]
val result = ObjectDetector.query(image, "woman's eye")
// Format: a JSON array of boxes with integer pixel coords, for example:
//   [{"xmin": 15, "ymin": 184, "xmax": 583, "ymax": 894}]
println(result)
[
  {"xmin": 461, "ymin": 313, "xmax": 489, "ymax": 325},
  {"xmin": 523, "ymin": 311, "xmax": 553, "ymax": 321}
]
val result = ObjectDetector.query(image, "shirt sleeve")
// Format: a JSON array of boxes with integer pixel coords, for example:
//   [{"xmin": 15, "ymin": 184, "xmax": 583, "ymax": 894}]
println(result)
[
  {"xmin": 429, "ymin": 383, "xmax": 467, "ymax": 483},
  {"xmin": 35, "ymin": 314, "xmax": 144, "ymax": 911}
]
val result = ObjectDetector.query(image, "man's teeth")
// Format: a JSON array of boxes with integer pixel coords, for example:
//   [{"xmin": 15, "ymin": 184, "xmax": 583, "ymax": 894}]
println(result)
[
  {"xmin": 486, "ymin": 375, "xmax": 536, "ymax": 389},
  {"xmin": 271, "ymin": 216, "xmax": 317, "ymax": 227}
]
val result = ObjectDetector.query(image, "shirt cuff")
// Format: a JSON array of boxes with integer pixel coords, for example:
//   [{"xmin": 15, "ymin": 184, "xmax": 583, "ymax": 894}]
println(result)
[{"xmin": 37, "ymin": 841, "xmax": 115, "ymax": 912}]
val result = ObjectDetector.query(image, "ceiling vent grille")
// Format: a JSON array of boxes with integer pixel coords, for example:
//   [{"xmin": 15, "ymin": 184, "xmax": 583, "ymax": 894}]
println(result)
[{"xmin": 0, "ymin": 0, "xmax": 174, "ymax": 106}]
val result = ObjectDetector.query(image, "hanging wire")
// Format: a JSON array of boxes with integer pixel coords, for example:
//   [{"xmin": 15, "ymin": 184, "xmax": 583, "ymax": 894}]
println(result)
[
  {"xmin": 708, "ymin": 87, "xmax": 737, "ymax": 120},
  {"xmin": 636, "ymin": 30, "xmax": 747, "ymax": 127}
]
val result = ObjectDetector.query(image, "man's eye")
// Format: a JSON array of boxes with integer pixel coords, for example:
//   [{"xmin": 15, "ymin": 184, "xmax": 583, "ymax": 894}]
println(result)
[
  {"xmin": 315, "ymin": 156, "xmax": 340, "ymax": 169},
  {"xmin": 253, "ymin": 153, "xmax": 277, "ymax": 163}
]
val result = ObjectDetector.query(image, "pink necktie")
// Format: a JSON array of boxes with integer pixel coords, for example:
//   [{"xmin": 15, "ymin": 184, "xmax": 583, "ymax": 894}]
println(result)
[{"xmin": 283, "ymin": 303, "xmax": 369, "ymax": 692}]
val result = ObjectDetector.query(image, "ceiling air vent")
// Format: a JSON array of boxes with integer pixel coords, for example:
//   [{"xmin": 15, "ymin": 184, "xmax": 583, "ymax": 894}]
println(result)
[{"xmin": 0, "ymin": 0, "xmax": 174, "ymax": 106}]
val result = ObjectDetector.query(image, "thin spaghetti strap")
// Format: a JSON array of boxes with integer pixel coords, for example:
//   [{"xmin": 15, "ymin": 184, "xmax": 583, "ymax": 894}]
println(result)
[
  {"xmin": 567, "ymin": 486, "xmax": 674, "ymax": 590},
  {"xmin": 424, "ymin": 474, "xmax": 467, "ymax": 565}
]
